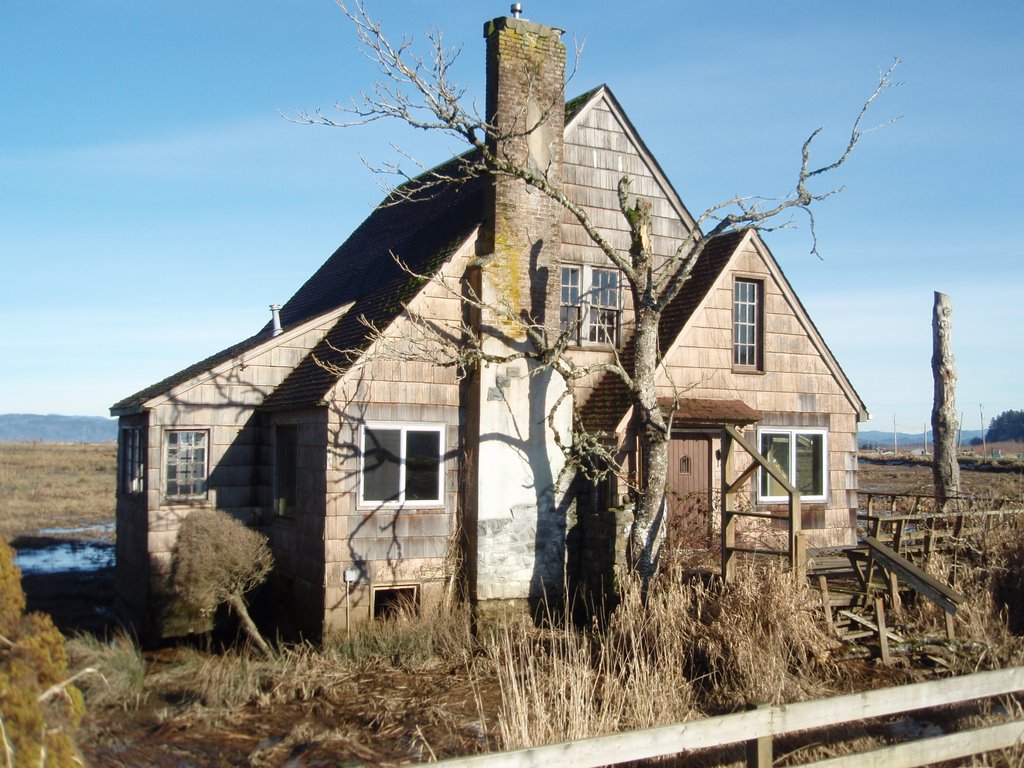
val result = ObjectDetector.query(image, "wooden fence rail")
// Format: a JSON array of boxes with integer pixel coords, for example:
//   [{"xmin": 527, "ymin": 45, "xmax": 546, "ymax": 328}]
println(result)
[{"xmin": 435, "ymin": 667, "xmax": 1024, "ymax": 768}]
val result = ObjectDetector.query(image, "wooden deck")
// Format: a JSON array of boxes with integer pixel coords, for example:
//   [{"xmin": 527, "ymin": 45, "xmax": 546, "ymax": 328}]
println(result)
[{"xmin": 804, "ymin": 501, "xmax": 1024, "ymax": 660}]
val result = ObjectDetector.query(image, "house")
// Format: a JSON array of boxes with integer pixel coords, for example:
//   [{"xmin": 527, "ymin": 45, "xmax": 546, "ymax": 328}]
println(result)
[{"xmin": 111, "ymin": 11, "xmax": 867, "ymax": 640}]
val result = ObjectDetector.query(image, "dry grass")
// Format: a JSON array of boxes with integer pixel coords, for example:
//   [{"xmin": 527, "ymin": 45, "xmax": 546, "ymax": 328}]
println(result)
[
  {"xmin": 66, "ymin": 630, "xmax": 147, "ymax": 710},
  {"xmin": 897, "ymin": 516, "xmax": 1024, "ymax": 672},
  {"xmin": 0, "ymin": 441, "xmax": 116, "ymax": 542},
  {"xmin": 491, "ymin": 562, "xmax": 840, "ymax": 750}
]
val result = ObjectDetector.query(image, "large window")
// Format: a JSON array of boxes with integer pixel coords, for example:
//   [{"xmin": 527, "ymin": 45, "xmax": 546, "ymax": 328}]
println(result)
[
  {"xmin": 361, "ymin": 424, "xmax": 444, "ymax": 506},
  {"xmin": 758, "ymin": 428, "xmax": 827, "ymax": 502},
  {"xmin": 559, "ymin": 265, "xmax": 621, "ymax": 346},
  {"xmin": 165, "ymin": 430, "xmax": 208, "ymax": 499},
  {"xmin": 274, "ymin": 424, "xmax": 298, "ymax": 517},
  {"xmin": 119, "ymin": 427, "xmax": 144, "ymax": 496},
  {"xmin": 733, "ymin": 278, "xmax": 763, "ymax": 371}
]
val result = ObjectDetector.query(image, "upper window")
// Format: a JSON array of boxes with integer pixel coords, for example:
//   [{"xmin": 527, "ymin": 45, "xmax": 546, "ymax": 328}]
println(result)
[
  {"xmin": 119, "ymin": 427, "xmax": 144, "ymax": 496},
  {"xmin": 733, "ymin": 278, "xmax": 763, "ymax": 371},
  {"xmin": 559, "ymin": 265, "xmax": 621, "ymax": 346},
  {"xmin": 758, "ymin": 428, "xmax": 827, "ymax": 503},
  {"xmin": 165, "ymin": 430, "xmax": 208, "ymax": 500},
  {"xmin": 274, "ymin": 424, "xmax": 298, "ymax": 517},
  {"xmin": 361, "ymin": 424, "xmax": 444, "ymax": 506}
]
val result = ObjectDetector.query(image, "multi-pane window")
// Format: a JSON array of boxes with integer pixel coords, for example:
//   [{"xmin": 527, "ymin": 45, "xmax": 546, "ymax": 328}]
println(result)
[
  {"xmin": 274, "ymin": 424, "xmax": 298, "ymax": 517},
  {"xmin": 559, "ymin": 266, "xmax": 581, "ymax": 344},
  {"xmin": 759, "ymin": 428, "xmax": 827, "ymax": 502},
  {"xmin": 559, "ymin": 264, "xmax": 621, "ymax": 346},
  {"xmin": 733, "ymin": 278, "xmax": 762, "ymax": 369},
  {"xmin": 361, "ymin": 424, "xmax": 444, "ymax": 506},
  {"xmin": 165, "ymin": 430, "xmax": 208, "ymax": 499},
  {"xmin": 119, "ymin": 427, "xmax": 144, "ymax": 496},
  {"xmin": 588, "ymin": 268, "xmax": 620, "ymax": 344}
]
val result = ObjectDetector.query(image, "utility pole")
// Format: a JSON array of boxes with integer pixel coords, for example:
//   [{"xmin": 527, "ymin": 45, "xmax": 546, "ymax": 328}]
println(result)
[
  {"xmin": 893, "ymin": 414, "xmax": 898, "ymax": 454},
  {"xmin": 980, "ymin": 403, "xmax": 986, "ymax": 457}
]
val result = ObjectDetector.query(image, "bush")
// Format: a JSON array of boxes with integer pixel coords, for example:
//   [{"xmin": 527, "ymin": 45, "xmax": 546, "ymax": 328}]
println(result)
[
  {"xmin": 172, "ymin": 510, "xmax": 274, "ymax": 656},
  {"xmin": 0, "ymin": 540, "xmax": 83, "ymax": 766}
]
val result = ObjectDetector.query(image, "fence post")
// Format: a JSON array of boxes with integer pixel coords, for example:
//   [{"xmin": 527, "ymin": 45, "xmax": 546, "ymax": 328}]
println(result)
[{"xmin": 745, "ymin": 703, "xmax": 772, "ymax": 768}]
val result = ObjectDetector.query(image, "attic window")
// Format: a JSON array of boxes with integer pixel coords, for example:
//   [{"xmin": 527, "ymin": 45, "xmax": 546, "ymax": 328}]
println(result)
[
  {"xmin": 559, "ymin": 265, "xmax": 621, "ymax": 347},
  {"xmin": 164, "ymin": 430, "xmax": 208, "ymax": 500},
  {"xmin": 361, "ymin": 424, "xmax": 444, "ymax": 507},
  {"xmin": 733, "ymin": 278, "xmax": 763, "ymax": 372}
]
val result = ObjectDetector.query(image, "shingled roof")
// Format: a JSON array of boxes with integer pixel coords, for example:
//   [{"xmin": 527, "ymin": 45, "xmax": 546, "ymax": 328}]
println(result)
[
  {"xmin": 112, "ymin": 90, "xmax": 607, "ymax": 414},
  {"xmin": 577, "ymin": 230, "xmax": 749, "ymax": 435}
]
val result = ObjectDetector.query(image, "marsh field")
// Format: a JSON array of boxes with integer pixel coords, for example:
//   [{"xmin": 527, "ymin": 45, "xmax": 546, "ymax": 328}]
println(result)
[{"xmin": 2, "ymin": 440, "xmax": 1023, "ymax": 767}]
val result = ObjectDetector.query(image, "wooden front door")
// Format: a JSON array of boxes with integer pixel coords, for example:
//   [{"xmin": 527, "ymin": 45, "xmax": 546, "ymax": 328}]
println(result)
[{"xmin": 665, "ymin": 435, "xmax": 713, "ymax": 550}]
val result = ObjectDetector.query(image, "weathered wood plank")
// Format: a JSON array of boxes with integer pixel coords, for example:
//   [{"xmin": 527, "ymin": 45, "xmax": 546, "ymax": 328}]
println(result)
[
  {"xmin": 863, "ymin": 535, "xmax": 965, "ymax": 614},
  {"xmin": 801, "ymin": 721, "xmax": 1024, "ymax": 768},
  {"xmin": 433, "ymin": 667, "xmax": 1024, "ymax": 768}
]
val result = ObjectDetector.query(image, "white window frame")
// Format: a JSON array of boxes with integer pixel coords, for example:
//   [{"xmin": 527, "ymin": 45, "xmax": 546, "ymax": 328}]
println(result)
[
  {"xmin": 119, "ymin": 426, "xmax": 144, "ymax": 496},
  {"xmin": 359, "ymin": 423, "xmax": 445, "ymax": 508},
  {"xmin": 559, "ymin": 264, "xmax": 621, "ymax": 347},
  {"xmin": 757, "ymin": 427, "xmax": 828, "ymax": 503},
  {"xmin": 164, "ymin": 429, "xmax": 209, "ymax": 501}
]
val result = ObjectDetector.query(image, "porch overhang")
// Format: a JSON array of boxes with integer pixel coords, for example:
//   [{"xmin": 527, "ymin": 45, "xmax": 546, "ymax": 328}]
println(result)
[{"xmin": 660, "ymin": 397, "xmax": 761, "ymax": 427}]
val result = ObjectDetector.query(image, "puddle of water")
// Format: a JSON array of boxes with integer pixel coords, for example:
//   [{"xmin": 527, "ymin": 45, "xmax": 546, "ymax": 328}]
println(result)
[
  {"xmin": 38, "ymin": 522, "xmax": 115, "ymax": 536},
  {"xmin": 15, "ymin": 541, "xmax": 114, "ymax": 575}
]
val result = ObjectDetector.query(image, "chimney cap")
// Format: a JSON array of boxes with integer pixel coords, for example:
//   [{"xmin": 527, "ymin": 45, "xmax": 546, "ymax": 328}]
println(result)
[{"xmin": 510, "ymin": 3, "xmax": 522, "ymax": 18}]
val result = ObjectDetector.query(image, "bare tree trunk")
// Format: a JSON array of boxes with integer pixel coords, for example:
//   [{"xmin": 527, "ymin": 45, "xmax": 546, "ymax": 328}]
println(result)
[
  {"xmin": 931, "ymin": 291, "xmax": 960, "ymax": 512},
  {"xmin": 624, "ymin": 196, "xmax": 669, "ymax": 583},
  {"xmin": 228, "ymin": 593, "xmax": 273, "ymax": 658},
  {"xmin": 630, "ymin": 303, "xmax": 669, "ymax": 581}
]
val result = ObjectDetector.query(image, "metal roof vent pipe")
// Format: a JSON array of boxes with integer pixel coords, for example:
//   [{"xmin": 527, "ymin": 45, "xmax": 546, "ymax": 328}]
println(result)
[
  {"xmin": 270, "ymin": 304, "xmax": 283, "ymax": 336},
  {"xmin": 510, "ymin": 3, "xmax": 522, "ymax": 18}
]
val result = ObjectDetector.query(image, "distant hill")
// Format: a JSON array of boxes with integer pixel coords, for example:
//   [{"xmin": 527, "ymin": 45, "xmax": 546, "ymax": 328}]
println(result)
[
  {"xmin": 859, "ymin": 428, "xmax": 985, "ymax": 450},
  {"xmin": 0, "ymin": 414, "xmax": 117, "ymax": 443}
]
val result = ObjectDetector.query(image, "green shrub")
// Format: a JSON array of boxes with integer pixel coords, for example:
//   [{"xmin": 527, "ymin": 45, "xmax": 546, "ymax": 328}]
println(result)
[{"xmin": 0, "ymin": 540, "xmax": 83, "ymax": 766}]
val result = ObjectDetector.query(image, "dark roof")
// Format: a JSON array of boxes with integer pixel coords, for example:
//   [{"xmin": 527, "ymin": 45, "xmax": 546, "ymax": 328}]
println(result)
[
  {"xmin": 263, "ymin": 169, "xmax": 485, "ymax": 409},
  {"xmin": 578, "ymin": 230, "xmax": 749, "ymax": 435},
  {"xmin": 110, "ymin": 86, "xmax": 633, "ymax": 415}
]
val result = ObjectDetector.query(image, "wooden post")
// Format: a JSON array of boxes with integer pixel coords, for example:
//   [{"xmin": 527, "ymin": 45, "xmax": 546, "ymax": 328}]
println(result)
[
  {"xmin": 818, "ymin": 575, "xmax": 835, "ymax": 631},
  {"xmin": 745, "ymin": 703, "xmax": 772, "ymax": 768},
  {"xmin": 931, "ymin": 291, "xmax": 961, "ymax": 514},
  {"xmin": 721, "ymin": 430, "xmax": 735, "ymax": 582},
  {"xmin": 875, "ymin": 596, "xmax": 891, "ymax": 664}
]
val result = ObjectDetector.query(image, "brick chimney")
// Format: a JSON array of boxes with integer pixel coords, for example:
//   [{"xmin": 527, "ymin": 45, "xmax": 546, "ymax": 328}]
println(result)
[
  {"xmin": 480, "ymin": 11, "xmax": 566, "ymax": 329},
  {"xmin": 465, "ymin": 10, "xmax": 572, "ymax": 614}
]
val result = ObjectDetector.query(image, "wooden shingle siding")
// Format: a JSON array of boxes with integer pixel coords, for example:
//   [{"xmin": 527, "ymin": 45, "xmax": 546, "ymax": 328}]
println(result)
[
  {"xmin": 321, "ymin": 251, "xmax": 467, "ymax": 632},
  {"xmin": 657, "ymin": 236, "xmax": 861, "ymax": 548},
  {"xmin": 562, "ymin": 99, "xmax": 690, "ymax": 270}
]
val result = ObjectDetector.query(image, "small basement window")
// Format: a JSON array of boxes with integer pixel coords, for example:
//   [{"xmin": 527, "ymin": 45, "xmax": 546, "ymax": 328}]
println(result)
[{"xmin": 372, "ymin": 585, "xmax": 419, "ymax": 620}]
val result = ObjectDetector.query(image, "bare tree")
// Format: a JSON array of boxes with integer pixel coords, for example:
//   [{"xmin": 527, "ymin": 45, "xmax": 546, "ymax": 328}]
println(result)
[{"xmin": 300, "ymin": 1, "xmax": 898, "ymax": 579}]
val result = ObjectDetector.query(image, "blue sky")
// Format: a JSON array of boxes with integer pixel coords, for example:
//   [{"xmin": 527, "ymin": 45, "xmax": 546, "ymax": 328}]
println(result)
[{"xmin": 2, "ymin": 1, "xmax": 1021, "ymax": 435}]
